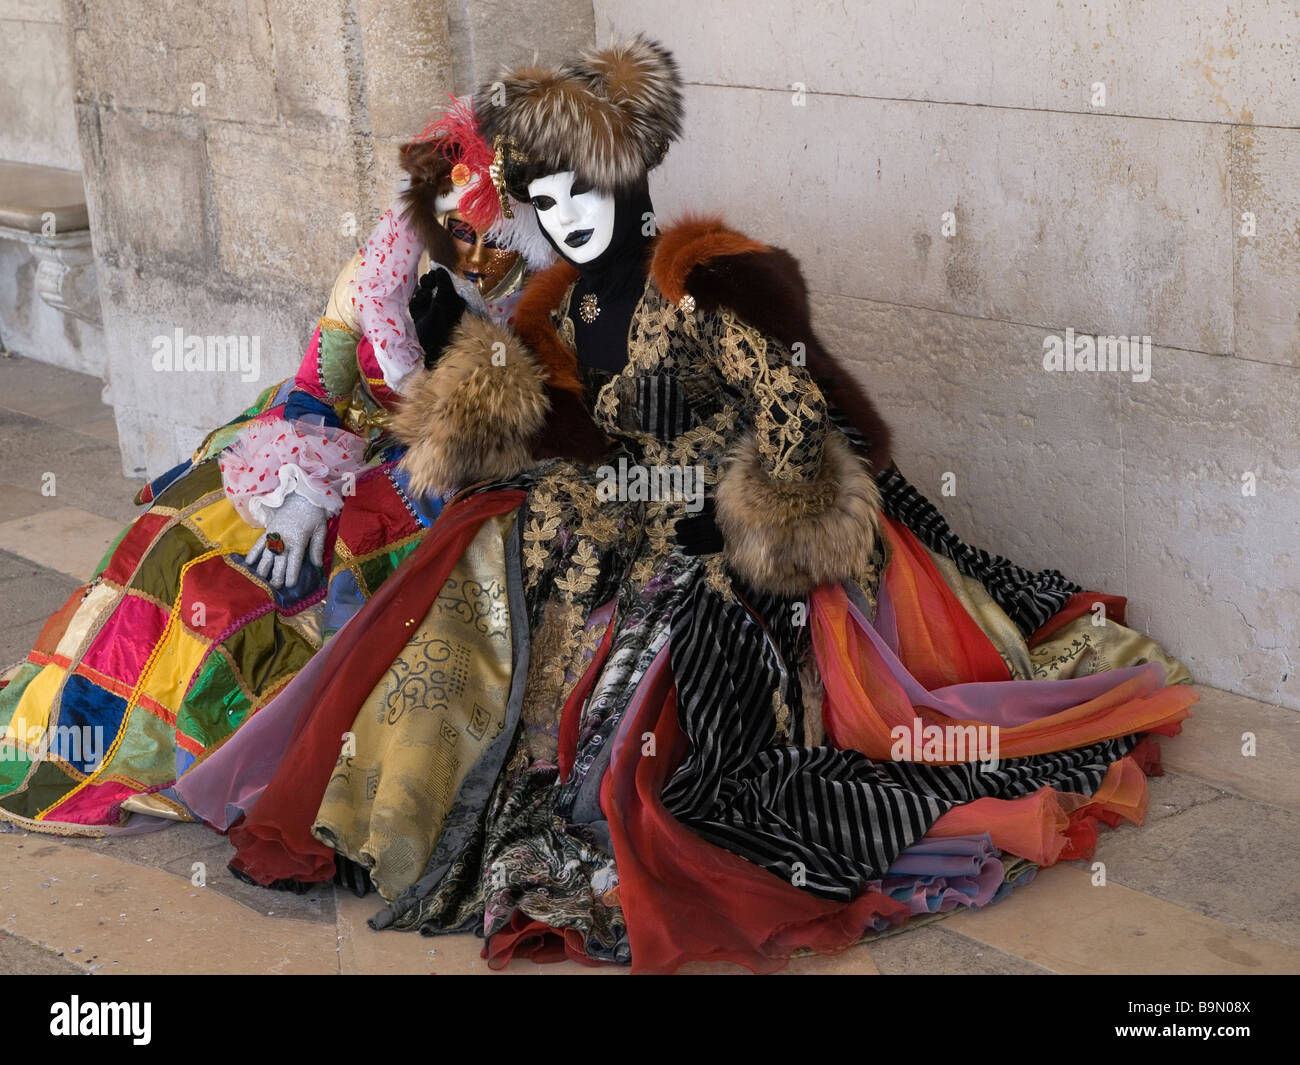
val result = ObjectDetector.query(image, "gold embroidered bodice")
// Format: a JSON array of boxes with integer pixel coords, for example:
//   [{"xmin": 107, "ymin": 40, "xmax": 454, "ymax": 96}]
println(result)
[{"xmin": 552, "ymin": 275, "xmax": 832, "ymax": 505}]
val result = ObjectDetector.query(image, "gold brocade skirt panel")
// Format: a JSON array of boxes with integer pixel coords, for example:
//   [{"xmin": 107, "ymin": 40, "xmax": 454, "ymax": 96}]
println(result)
[
  {"xmin": 312, "ymin": 513, "xmax": 516, "ymax": 902},
  {"xmin": 926, "ymin": 548, "xmax": 1190, "ymax": 685}
]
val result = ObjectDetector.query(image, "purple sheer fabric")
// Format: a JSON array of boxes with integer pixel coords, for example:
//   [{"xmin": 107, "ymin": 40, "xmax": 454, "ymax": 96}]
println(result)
[
  {"xmin": 863, "ymin": 832, "xmax": 1011, "ymax": 929},
  {"xmin": 846, "ymin": 583, "xmax": 1164, "ymax": 728}
]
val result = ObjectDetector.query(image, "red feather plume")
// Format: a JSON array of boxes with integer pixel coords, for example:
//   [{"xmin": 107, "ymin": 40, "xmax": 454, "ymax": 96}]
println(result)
[{"xmin": 412, "ymin": 96, "xmax": 501, "ymax": 233}]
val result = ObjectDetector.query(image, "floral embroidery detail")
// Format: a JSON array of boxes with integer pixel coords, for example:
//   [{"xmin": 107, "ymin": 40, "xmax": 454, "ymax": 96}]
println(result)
[
  {"xmin": 595, "ymin": 378, "xmax": 621, "ymax": 428},
  {"xmin": 523, "ymin": 514, "xmax": 561, "ymax": 580},
  {"xmin": 772, "ymin": 690, "xmax": 793, "ymax": 742},
  {"xmin": 522, "ymin": 599, "xmax": 588, "ymax": 733},
  {"xmin": 715, "ymin": 312, "xmax": 827, "ymax": 481},
  {"xmin": 703, "ymin": 554, "xmax": 732, "ymax": 596},
  {"xmin": 555, "ymin": 538, "xmax": 601, "ymax": 598}
]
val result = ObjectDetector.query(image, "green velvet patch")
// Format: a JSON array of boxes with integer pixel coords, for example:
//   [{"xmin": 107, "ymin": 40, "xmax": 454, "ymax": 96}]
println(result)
[
  {"xmin": 99, "ymin": 703, "xmax": 177, "ymax": 788},
  {"xmin": 318, "ymin": 328, "xmax": 361, "ymax": 400},
  {"xmin": 128, "ymin": 522, "xmax": 211, "ymax": 606},
  {"xmin": 177, "ymin": 650, "xmax": 252, "ymax": 747},
  {"xmin": 0, "ymin": 758, "xmax": 77, "ymax": 820}
]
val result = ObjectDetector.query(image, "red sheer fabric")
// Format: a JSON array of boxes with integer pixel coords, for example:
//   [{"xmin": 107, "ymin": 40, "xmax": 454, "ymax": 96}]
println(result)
[
  {"xmin": 880, "ymin": 516, "xmax": 1012, "ymax": 687},
  {"xmin": 227, "ymin": 489, "xmax": 526, "ymax": 886},
  {"xmin": 601, "ymin": 663, "xmax": 909, "ymax": 975},
  {"xmin": 1028, "ymin": 591, "xmax": 1128, "ymax": 646},
  {"xmin": 483, "ymin": 912, "xmax": 609, "ymax": 969}
]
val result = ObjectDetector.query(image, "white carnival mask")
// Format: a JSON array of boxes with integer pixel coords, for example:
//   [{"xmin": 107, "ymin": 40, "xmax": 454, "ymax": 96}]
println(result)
[{"xmin": 526, "ymin": 171, "xmax": 615, "ymax": 264}]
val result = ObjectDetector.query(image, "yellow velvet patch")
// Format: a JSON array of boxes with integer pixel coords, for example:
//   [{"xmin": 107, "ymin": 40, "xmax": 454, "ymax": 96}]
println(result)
[
  {"xmin": 187, "ymin": 498, "xmax": 262, "ymax": 554},
  {"xmin": 138, "ymin": 626, "xmax": 212, "ymax": 716},
  {"xmin": 4, "ymin": 664, "xmax": 65, "ymax": 746}
]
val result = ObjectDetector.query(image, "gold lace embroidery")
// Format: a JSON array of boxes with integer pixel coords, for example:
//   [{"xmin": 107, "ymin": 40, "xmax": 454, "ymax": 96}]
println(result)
[
  {"xmin": 556, "ymin": 289, "xmax": 578, "ymax": 351},
  {"xmin": 715, "ymin": 311, "xmax": 827, "ymax": 481},
  {"xmin": 554, "ymin": 538, "xmax": 600, "ymax": 598},
  {"xmin": 703, "ymin": 554, "xmax": 733, "ymax": 596},
  {"xmin": 772, "ymin": 690, "xmax": 793, "ymax": 743},
  {"xmin": 521, "ymin": 599, "xmax": 586, "ymax": 744},
  {"xmin": 522, "ymin": 485, "xmax": 562, "ymax": 584},
  {"xmin": 626, "ymin": 290, "xmax": 694, "ymax": 375},
  {"xmin": 318, "ymin": 315, "xmax": 356, "ymax": 337},
  {"xmin": 594, "ymin": 378, "xmax": 621, "ymax": 428}
]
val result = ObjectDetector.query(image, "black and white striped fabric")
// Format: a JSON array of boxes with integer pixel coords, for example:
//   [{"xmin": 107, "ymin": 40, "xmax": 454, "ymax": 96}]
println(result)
[
  {"xmin": 830, "ymin": 414, "xmax": 1081, "ymax": 636},
  {"xmin": 877, "ymin": 465, "xmax": 1081, "ymax": 637},
  {"xmin": 635, "ymin": 374, "xmax": 697, "ymax": 440},
  {"xmin": 663, "ymin": 578, "xmax": 1135, "ymax": 901}
]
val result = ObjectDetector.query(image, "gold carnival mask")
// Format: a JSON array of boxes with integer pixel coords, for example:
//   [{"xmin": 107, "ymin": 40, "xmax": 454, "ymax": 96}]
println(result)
[{"xmin": 439, "ymin": 208, "xmax": 524, "ymax": 300}]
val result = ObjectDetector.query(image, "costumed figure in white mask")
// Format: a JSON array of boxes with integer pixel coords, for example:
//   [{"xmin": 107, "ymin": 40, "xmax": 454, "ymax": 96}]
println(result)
[{"xmin": 222, "ymin": 37, "xmax": 1196, "ymax": 974}]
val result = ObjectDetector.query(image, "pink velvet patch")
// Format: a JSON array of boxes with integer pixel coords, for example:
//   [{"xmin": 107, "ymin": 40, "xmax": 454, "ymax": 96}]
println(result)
[
  {"xmin": 43, "ymin": 779, "xmax": 139, "ymax": 827},
  {"xmin": 80, "ymin": 593, "xmax": 169, "ymax": 689}
]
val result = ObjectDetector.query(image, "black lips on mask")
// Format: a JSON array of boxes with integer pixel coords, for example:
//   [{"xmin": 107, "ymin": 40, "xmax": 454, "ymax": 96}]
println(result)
[{"xmin": 535, "ymin": 181, "xmax": 656, "ymax": 373}]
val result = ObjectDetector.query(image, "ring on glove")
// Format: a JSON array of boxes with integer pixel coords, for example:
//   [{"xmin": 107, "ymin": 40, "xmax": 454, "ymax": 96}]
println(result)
[{"xmin": 265, "ymin": 532, "xmax": 286, "ymax": 555}]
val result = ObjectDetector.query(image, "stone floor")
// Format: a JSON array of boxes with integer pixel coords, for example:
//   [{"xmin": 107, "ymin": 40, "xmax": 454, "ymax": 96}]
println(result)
[{"xmin": 0, "ymin": 353, "xmax": 1296, "ymax": 975}]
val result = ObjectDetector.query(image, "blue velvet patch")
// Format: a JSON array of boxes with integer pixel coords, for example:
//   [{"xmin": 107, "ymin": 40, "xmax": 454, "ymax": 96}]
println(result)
[
  {"xmin": 57, "ymin": 673, "xmax": 127, "ymax": 775},
  {"xmin": 284, "ymin": 388, "xmax": 342, "ymax": 428}
]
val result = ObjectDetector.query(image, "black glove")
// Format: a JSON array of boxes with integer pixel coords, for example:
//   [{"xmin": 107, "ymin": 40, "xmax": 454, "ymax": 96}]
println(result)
[
  {"xmin": 409, "ymin": 266, "xmax": 467, "ymax": 369},
  {"xmin": 674, "ymin": 497, "xmax": 725, "ymax": 556}
]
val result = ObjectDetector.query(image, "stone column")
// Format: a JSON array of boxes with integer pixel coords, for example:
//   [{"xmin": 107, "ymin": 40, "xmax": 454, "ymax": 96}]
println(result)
[
  {"xmin": 0, "ymin": 0, "xmax": 102, "ymax": 375},
  {"xmin": 59, "ymin": 0, "xmax": 594, "ymax": 478}
]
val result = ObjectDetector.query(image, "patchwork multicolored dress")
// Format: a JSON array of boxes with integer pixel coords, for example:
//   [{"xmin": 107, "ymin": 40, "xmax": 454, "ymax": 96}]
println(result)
[{"xmin": 0, "ymin": 207, "xmax": 515, "ymax": 832}]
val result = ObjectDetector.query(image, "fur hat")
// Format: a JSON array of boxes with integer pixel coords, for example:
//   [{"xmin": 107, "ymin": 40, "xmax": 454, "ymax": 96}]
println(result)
[
  {"xmin": 399, "ymin": 96, "xmax": 554, "ymax": 270},
  {"xmin": 476, "ymin": 35, "xmax": 684, "ymax": 205}
]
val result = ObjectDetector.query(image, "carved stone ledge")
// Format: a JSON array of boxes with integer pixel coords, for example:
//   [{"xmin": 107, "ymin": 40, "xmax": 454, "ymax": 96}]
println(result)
[{"xmin": 0, "ymin": 225, "xmax": 102, "ymax": 325}]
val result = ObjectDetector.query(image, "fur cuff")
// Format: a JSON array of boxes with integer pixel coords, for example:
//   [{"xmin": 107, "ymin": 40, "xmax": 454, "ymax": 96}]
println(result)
[
  {"xmin": 715, "ymin": 432, "xmax": 881, "ymax": 597},
  {"xmin": 392, "ymin": 315, "xmax": 550, "ymax": 496}
]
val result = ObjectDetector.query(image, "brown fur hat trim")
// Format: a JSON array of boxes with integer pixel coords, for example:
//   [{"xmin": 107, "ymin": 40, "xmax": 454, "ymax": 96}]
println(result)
[
  {"xmin": 715, "ymin": 431, "xmax": 881, "ymax": 597},
  {"xmin": 393, "ymin": 315, "xmax": 550, "ymax": 496},
  {"xmin": 477, "ymin": 35, "xmax": 683, "ymax": 196}
]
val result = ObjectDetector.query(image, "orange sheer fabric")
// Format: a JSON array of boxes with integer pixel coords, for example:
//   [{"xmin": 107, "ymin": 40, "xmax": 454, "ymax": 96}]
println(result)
[
  {"xmin": 928, "ymin": 753, "xmax": 1150, "ymax": 865},
  {"xmin": 812, "ymin": 521, "xmax": 1195, "ymax": 763}
]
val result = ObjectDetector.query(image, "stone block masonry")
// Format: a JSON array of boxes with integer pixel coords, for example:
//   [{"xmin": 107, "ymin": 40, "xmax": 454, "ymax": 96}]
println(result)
[
  {"xmin": 594, "ymin": 0, "xmax": 1300, "ymax": 711},
  {"xmin": 56, "ymin": 0, "xmax": 595, "ymax": 476}
]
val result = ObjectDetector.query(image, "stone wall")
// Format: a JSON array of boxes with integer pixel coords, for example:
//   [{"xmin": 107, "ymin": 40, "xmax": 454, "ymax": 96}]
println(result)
[
  {"xmin": 0, "ymin": 0, "xmax": 80, "ymax": 168},
  {"xmin": 594, "ymin": 1, "xmax": 1300, "ymax": 710},
  {"xmin": 58, "ymin": 0, "xmax": 593, "ymax": 477},
  {"xmin": 0, "ymin": 0, "xmax": 101, "ymax": 376}
]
